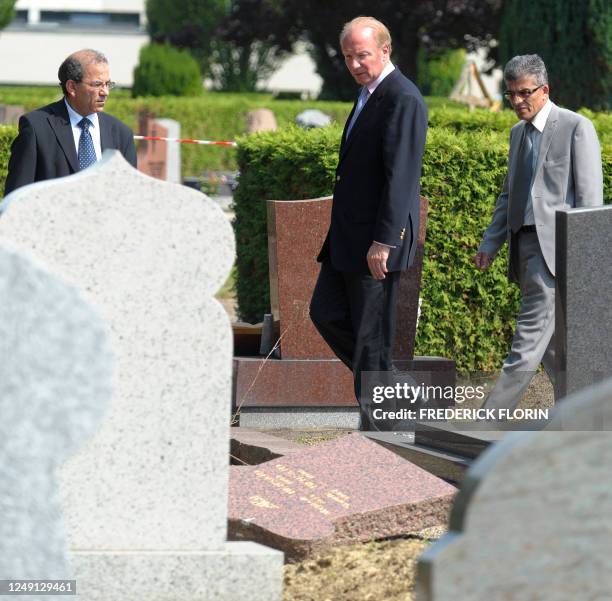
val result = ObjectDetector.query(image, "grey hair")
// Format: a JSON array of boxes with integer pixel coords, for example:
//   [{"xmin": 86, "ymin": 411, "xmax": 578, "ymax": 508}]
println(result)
[
  {"xmin": 58, "ymin": 49, "xmax": 108, "ymax": 95},
  {"xmin": 503, "ymin": 54, "xmax": 548, "ymax": 86}
]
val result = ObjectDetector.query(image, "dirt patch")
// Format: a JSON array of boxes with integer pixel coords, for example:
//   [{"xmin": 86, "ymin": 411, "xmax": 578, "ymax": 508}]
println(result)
[
  {"xmin": 283, "ymin": 526, "xmax": 445, "ymax": 601},
  {"xmin": 261, "ymin": 428, "xmax": 354, "ymax": 446},
  {"xmin": 266, "ymin": 372, "xmax": 554, "ymax": 601}
]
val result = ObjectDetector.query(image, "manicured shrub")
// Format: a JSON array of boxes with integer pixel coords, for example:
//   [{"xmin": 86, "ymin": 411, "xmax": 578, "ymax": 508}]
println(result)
[
  {"xmin": 1, "ymin": 86, "xmax": 610, "ymax": 176},
  {"xmin": 417, "ymin": 48, "xmax": 466, "ymax": 97},
  {"xmin": 233, "ymin": 124, "xmax": 340, "ymax": 325},
  {"xmin": 1, "ymin": 93, "xmax": 610, "ymax": 370},
  {"xmin": 0, "ymin": 124, "xmax": 17, "ymax": 197},
  {"xmin": 132, "ymin": 43, "xmax": 202, "ymax": 98},
  {"xmin": 233, "ymin": 125, "xmax": 516, "ymax": 370},
  {"xmin": 232, "ymin": 123, "xmax": 612, "ymax": 371}
]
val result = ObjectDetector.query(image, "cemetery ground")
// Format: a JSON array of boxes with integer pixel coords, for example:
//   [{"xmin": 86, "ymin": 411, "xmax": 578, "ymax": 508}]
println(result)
[
  {"xmin": 234, "ymin": 373, "xmax": 554, "ymax": 601},
  {"xmin": 218, "ymin": 192, "xmax": 555, "ymax": 601}
]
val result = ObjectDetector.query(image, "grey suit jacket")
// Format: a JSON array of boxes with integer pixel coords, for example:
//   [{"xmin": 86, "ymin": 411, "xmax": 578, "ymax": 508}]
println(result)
[{"xmin": 479, "ymin": 102, "xmax": 603, "ymax": 281}]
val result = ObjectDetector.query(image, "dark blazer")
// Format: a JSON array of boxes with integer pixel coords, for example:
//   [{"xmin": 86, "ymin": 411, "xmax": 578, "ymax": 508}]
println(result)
[
  {"xmin": 4, "ymin": 99, "xmax": 137, "ymax": 196},
  {"xmin": 317, "ymin": 68, "xmax": 428, "ymax": 274}
]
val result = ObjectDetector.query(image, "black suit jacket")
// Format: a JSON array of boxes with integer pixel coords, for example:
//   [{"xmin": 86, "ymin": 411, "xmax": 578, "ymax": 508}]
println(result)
[
  {"xmin": 318, "ymin": 69, "xmax": 428, "ymax": 274},
  {"xmin": 4, "ymin": 99, "xmax": 137, "ymax": 196}
]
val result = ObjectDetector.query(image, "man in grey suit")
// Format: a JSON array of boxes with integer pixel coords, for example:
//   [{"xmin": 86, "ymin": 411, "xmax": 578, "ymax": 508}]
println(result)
[{"xmin": 473, "ymin": 54, "xmax": 603, "ymax": 411}]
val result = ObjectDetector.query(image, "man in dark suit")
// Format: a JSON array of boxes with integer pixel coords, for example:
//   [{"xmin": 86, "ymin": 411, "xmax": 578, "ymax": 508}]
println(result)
[
  {"xmin": 309, "ymin": 16, "xmax": 428, "ymax": 430},
  {"xmin": 4, "ymin": 49, "xmax": 136, "ymax": 196}
]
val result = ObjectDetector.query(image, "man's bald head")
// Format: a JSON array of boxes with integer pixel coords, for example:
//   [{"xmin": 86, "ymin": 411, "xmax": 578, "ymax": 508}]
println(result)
[{"xmin": 58, "ymin": 49, "xmax": 108, "ymax": 95}]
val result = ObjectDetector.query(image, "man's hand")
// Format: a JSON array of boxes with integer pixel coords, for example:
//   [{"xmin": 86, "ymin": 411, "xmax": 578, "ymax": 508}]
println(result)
[
  {"xmin": 367, "ymin": 242, "xmax": 390, "ymax": 280},
  {"xmin": 473, "ymin": 251, "xmax": 493, "ymax": 271}
]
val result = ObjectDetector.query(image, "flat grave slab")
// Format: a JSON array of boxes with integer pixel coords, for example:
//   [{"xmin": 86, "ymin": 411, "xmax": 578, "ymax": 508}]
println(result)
[
  {"xmin": 365, "ymin": 432, "xmax": 470, "ymax": 484},
  {"xmin": 414, "ymin": 422, "xmax": 504, "ymax": 459},
  {"xmin": 228, "ymin": 433, "xmax": 456, "ymax": 560},
  {"xmin": 230, "ymin": 428, "xmax": 305, "ymax": 465}
]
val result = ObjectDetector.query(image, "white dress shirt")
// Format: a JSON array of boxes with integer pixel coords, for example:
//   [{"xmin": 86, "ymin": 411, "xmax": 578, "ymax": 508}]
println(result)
[
  {"xmin": 64, "ymin": 99, "xmax": 102, "ymax": 161},
  {"xmin": 523, "ymin": 99, "xmax": 553, "ymax": 225},
  {"xmin": 367, "ymin": 61, "xmax": 395, "ymax": 95}
]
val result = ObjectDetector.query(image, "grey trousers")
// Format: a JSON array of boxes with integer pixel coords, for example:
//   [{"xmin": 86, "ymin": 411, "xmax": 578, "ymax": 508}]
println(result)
[{"xmin": 482, "ymin": 231, "xmax": 556, "ymax": 411}]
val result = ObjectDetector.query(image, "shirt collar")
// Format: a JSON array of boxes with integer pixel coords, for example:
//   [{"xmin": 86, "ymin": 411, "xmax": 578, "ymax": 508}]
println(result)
[
  {"xmin": 64, "ymin": 98, "xmax": 99, "ymax": 129},
  {"xmin": 529, "ymin": 99, "xmax": 552, "ymax": 133},
  {"xmin": 366, "ymin": 62, "xmax": 395, "ymax": 95}
]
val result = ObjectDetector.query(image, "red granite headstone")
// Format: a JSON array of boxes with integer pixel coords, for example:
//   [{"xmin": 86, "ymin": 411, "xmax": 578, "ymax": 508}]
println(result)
[
  {"xmin": 395, "ymin": 197, "xmax": 428, "ymax": 359},
  {"xmin": 235, "ymin": 196, "xmax": 454, "ymax": 412},
  {"xmin": 136, "ymin": 114, "xmax": 168, "ymax": 181},
  {"xmin": 267, "ymin": 197, "xmax": 335, "ymax": 359},
  {"xmin": 267, "ymin": 196, "xmax": 428, "ymax": 360},
  {"xmin": 228, "ymin": 433, "xmax": 456, "ymax": 560},
  {"xmin": 0, "ymin": 105, "xmax": 24, "ymax": 125}
]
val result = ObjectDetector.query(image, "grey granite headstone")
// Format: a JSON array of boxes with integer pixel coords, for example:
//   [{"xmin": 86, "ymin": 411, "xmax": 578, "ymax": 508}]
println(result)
[
  {"xmin": 416, "ymin": 376, "xmax": 612, "ymax": 600},
  {"xmin": 0, "ymin": 151, "xmax": 283, "ymax": 601},
  {"xmin": 0, "ymin": 243, "xmax": 112, "ymax": 599},
  {"xmin": 556, "ymin": 205, "xmax": 612, "ymax": 398}
]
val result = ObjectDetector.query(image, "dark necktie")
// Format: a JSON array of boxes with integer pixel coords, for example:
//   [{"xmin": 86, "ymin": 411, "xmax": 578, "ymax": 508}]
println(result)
[
  {"xmin": 78, "ymin": 117, "xmax": 97, "ymax": 170},
  {"xmin": 509, "ymin": 122, "xmax": 534, "ymax": 233}
]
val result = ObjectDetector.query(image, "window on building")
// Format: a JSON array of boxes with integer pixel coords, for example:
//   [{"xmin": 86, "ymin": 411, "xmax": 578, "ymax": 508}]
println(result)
[
  {"xmin": 9, "ymin": 10, "xmax": 28, "ymax": 25},
  {"xmin": 39, "ymin": 11, "xmax": 141, "ymax": 29}
]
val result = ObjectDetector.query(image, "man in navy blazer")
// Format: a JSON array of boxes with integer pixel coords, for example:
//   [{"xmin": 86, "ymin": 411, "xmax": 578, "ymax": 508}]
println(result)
[
  {"xmin": 4, "ymin": 49, "xmax": 136, "ymax": 197},
  {"xmin": 310, "ymin": 16, "xmax": 428, "ymax": 430}
]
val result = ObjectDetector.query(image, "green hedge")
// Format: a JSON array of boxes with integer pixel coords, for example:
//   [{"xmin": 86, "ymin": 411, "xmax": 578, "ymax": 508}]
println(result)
[
  {"xmin": 0, "ymin": 125, "xmax": 16, "ymax": 197},
  {"xmin": 2, "ymin": 98, "xmax": 610, "ymax": 369},
  {"xmin": 234, "ymin": 124, "xmax": 612, "ymax": 372},
  {"xmin": 418, "ymin": 128, "xmax": 519, "ymax": 370},
  {"xmin": 1, "ymin": 86, "xmax": 610, "ymax": 176},
  {"xmin": 0, "ymin": 87, "xmax": 351, "ymax": 174},
  {"xmin": 234, "ymin": 125, "xmax": 342, "ymax": 323}
]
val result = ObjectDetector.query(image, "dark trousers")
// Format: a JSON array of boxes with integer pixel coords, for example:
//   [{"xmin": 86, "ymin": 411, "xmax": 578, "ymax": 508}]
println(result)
[{"xmin": 309, "ymin": 261, "xmax": 401, "ymax": 429}]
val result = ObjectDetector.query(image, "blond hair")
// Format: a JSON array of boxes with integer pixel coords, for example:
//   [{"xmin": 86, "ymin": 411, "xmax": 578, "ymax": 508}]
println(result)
[{"xmin": 339, "ymin": 16, "xmax": 392, "ymax": 51}]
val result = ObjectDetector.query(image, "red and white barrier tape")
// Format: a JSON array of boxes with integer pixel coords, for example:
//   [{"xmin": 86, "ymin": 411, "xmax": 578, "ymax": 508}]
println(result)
[{"xmin": 134, "ymin": 135, "xmax": 237, "ymax": 147}]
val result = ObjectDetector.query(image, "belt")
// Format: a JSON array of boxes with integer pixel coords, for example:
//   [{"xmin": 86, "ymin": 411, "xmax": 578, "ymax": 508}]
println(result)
[{"xmin": 519, "ymin": 224, "xmax": 537, "ymax": 233}]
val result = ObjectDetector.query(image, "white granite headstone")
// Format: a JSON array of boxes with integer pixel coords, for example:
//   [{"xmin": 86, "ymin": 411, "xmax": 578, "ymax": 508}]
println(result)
[
  {"xmin": 416, "ymin": 377, "xmax": 612, "ymax": 600},
  {"xmin": 0, "ymin": 244, "xmax": 112, "ymax": 599},
  {"xmin": 0, "ymin": 151, "xmax": 283, "ymax": 601},
  {"xmin": 157, "ymin": 118, "xmax": 181, "ymax": 183}
]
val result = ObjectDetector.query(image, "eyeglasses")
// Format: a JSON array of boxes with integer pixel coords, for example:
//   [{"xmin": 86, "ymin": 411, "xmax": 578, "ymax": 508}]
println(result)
[
  {"xmin": 79, "ymin": 80, "xmax": 116, "ymax": 90},
  {"xmin": 503, "ymin": 85, "xmax": 544, "ymax": 100}
]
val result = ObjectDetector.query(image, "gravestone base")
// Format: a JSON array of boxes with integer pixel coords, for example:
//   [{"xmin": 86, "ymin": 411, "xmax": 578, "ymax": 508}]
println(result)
[
  {"xmin": 234, "ymin": 356, "xmax": 456, "ymax": 429},
  {"xmin": 71, "ymin": 542, "xmax": 283, "ymax": 601},
  {"xmin": 238, "ymin": 407, "xmax": 361, "ymax": 429}
]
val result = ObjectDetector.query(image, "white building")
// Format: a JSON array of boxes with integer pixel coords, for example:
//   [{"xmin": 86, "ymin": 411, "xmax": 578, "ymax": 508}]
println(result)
[
  {"xmin": 0, "ymin": 0, "xmax": 148, "ymax": 87},
  {"xmin": 0, "ymin": 0, "xmax": 324, "ymax": 95},
  {"xmin": 0, "ymin": 2, "xmax": 496, "ymax": 99}
]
